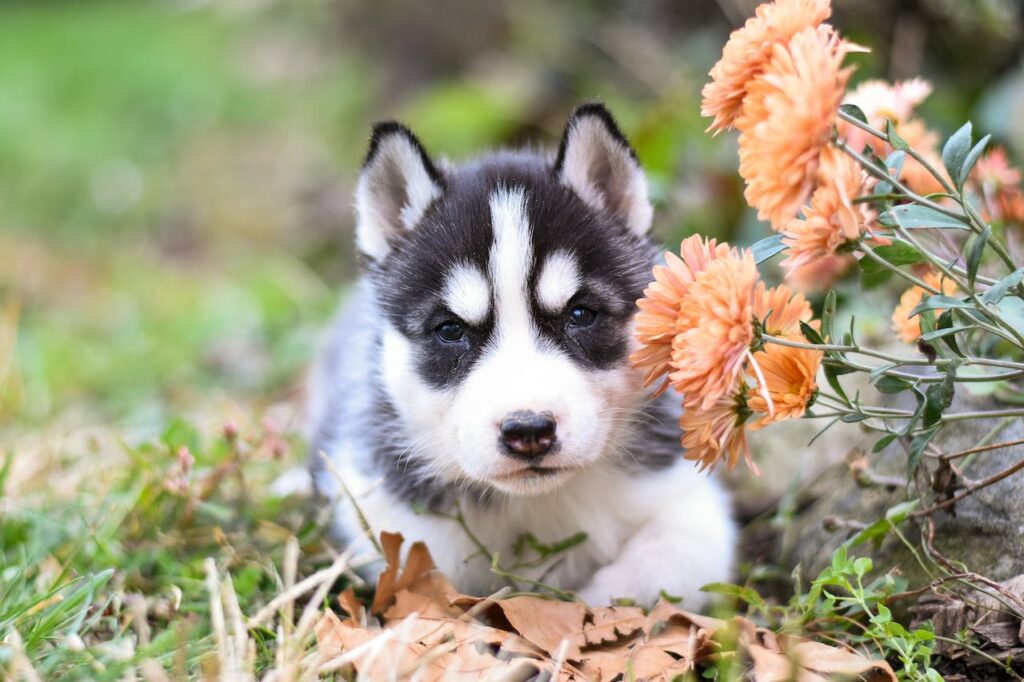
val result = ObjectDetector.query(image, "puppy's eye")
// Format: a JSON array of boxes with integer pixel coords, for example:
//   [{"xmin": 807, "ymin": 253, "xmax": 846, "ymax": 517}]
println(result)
[
  {"xmin": 435, "ymin": 321, "xmax": 466, "ymax": 343},
  {"xmin": 567, "ymin": 305, "xmax": 597, "ymax": 327}
]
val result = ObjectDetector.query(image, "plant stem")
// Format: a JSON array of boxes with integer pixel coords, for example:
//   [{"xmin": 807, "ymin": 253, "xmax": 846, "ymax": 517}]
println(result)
[
  {"xmin": 763, "ymin": 333, "xmax": 1024, "ymax": 371},
  {"xmin": 837, "ymin": 109, "xmax": 957, "ymax": 196},
  {"xmin": 940, "ymin": 408, "xmax": 1024, "ymax": 422},
  {"xmin": 835, "ymin": 139, "xmax": 965, "ymax": 221},
  {"xmin": 912, "ymin": 456, "xmax": 1024, "ymax": 517},
  {"xmin": 937, "ymin": 437, "xmax": 1024, "ymax": 462}
]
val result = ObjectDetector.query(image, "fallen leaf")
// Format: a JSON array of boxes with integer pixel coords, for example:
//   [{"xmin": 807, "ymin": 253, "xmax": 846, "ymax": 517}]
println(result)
[{"xmin": 314, "ymin": 532, "xmax": 898, "ymax": 681}]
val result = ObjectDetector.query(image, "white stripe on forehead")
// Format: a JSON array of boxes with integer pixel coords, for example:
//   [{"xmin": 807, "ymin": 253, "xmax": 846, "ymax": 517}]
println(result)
[
  {"xmin": 442, "ymin": 263, "xmax": 491, "ymax": 325},
  {"xmin": 488, "ymin": 187, "xmax": 534, "ymax": 339},
  {"xmin": 537, "ymin": 251, "xmax": 580, "ymax": 313}
]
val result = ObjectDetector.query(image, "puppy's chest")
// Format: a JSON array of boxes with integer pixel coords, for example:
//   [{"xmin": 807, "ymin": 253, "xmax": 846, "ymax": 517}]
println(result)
[{"xmin": 451, "ymin": 481, "xmax": 636, "ymax": 592}]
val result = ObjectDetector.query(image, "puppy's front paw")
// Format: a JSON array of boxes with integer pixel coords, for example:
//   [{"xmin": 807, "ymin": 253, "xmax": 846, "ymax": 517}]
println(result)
[{"xmin": 577, "ymin": 565, "xmax": 637, "ymax": 606}]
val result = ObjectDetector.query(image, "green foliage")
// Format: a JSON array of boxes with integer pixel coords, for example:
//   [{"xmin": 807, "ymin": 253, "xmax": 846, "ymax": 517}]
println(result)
[
  {"xmin": 710, "ymin": 544, "xmax": 942, "ymax": 681},
  {"xmin": 0, "ymin": 417, "xmax": 326, "ymax": 678}
]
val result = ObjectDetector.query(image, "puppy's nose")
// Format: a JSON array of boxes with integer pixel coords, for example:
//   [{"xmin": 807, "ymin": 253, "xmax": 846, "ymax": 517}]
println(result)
[{"xmin": 499, "ymin": 411, "xmax": 557, "ymax": 460}]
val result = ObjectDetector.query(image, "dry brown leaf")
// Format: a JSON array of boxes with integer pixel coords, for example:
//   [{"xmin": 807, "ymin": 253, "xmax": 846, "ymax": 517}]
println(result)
[
  {"xmin": 369, "ymin": 531, "xmax": 438, "ymax": 615},
  {"xmin": 490, "ymin": 595, "xmax": 588, "ymax": 659},
  {"xmin": 315, "ymin": 532, "xmax": 898, "ymax": 681},
  {"xmin": 579, "ymin": 606, "xmax": 647, "ymax": 647},
  {"xmin": 336, "ymin": 587, "xmax": 364, "ymax": 625}
]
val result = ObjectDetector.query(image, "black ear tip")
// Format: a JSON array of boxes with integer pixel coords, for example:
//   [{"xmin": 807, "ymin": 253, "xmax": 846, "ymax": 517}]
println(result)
[
  {"xmin": 364, "ymin": 120, "xmax": 415, "ymax": 167},
  {"xmin": 570, "ymin": 101, "xmax": 615, "ymax": 123},
  {"xmin": 555, "ymin": 102, "xmax": 637, "ymax": 170},
  {"xmin": 362, "ymin": 120, "xmax": 442, "ymax": 183}
]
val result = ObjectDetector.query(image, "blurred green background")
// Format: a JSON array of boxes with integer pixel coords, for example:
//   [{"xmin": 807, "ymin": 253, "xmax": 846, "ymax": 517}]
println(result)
[{"xmin": 2, "ymin": 0, "xmax": 1023, "ymax": 432}]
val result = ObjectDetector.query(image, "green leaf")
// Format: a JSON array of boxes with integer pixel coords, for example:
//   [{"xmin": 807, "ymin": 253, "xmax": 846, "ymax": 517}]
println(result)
[
  {"xmin": 871, "ymin": 603, "xmax": 893, "ymax": 624},
  {"xmin": 849, "ymin": 501, "xmax": 919, "ymax": 548},
  {"xmin": 750, "ymin": 233, "xmax": 785, "ymax": 264},
  {"xmin": 841, "ymin": 414, "xmax": 869, "ymax": 423},
  {"xmin": 700, "ymin": 583, "xmax": 767, "ymax": 611},
  {"xmin": 824, "ymin": 365, "xmax": 849, "ymax": 405},
  {"xmin": 839, "ymin": 103, "xmax": 868, "ymax": 126},
  {"xmin": 920, "ymin": 316, "xmax": 968, "ymax": 359},
  {"xmin": 942, "ymin": 122, "xmax": 973, "ymax": 184},
  {"xmin": 998, "ymin": 296, "xmax": 1024, "ymax": 333},
  {"xmin": 923, "ymin": 366, "xmax": 956, "ymax": 427},
  {"xmin": 859, "ymin": 243, "xmax": 927, "ymax": 274},
  {"xmin": 878, "ymin": 204, "xmax": 969, "ymax": 230},
  {"xmin": 821, "ymin": 290, "xmax": 837, "ymax": 342},
  {"xmin": 860, "ymin": 266, "xmax": 892, "ymax": 289},
  {"xmin": 872, "ymin": 433, "xmax": 898, "ymax": 453},
  {"xmin": 875, "ymin": 375, "xmax": 913, "ymax": 394},
  {"xmin": 831, "ymin": 544, "xmax": 849, "ymax": 573},
  {"xmin": 885, "ymin": 150, "xmax": 907, "ymax": 177},
  {"xmin": 909, "ymin": 427, "xmax": 940, "ymax": 473},
  {"xmin": 980, "ymin": 267, "xmax": 1024, "ymax": 304},
  {"xmin": 886, "ymin": 120, "xmax": 910, "ymax": 151},
  {"xmin": 959, "ymin": 134, "xmax": 992, "ymax": 187},
  {"xmin": 966, "ymin": 226, "xmax": 990, "ymax": 290},
  {"xmin": 908, "ymin": 294, "xmax": 973, "ymax": 319},
  {"xmin": 799, "ymin": 321, "xmax": 824, "ymax": 345}
]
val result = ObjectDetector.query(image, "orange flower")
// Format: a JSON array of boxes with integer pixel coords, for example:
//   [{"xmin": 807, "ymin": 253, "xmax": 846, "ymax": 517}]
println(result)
[
  {"xmin": 680, "ymin": 390, "xmax": 754, "ymax": 472},
  {"xmin": 670, "ymin": 251, "xmax": 759, "ymax": 410},
  {"xmin": 736, "ymin": 26, "xmax": 855, "ymax": 230},
  {"xmin": 839, "ymin": 78, "xmax": 932, "ymax": 155},
  {"xmin": 701, "ymin": 0, "xmax": 832, "ymax": 134},
  {"xmin": 631, "ymin": 235, "xmax": 732, "ymax": 394},
  {"xmin": 780, "ymin": 147, "xmax": 873, "ymax": 274},
  {"xmin": 753, "ymin": 282, "xmax": 814, "ymax": 338},
  {"xmin": 785, "ymin": 252, "xmax": 855, "ymax": 292},
  {"xmin": 747, "ymin": 343, "xmax": 822, "ymax": 428},
  {"xmin": 891, "ymin": 271, "xmax": 958, "ymax": 343}
]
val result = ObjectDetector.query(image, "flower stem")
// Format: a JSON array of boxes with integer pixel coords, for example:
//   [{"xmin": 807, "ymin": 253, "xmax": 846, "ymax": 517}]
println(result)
[
  {"xmin": 837, "ymin": 108, "xmax": 956, "ymax": 196},
  {"xmin": 834, "ymin": 139, "xmax": 965, "ymax": 221},
  {"xmin": 762, "ymin": 333, "xmax": 1024, "ymax": 371}
]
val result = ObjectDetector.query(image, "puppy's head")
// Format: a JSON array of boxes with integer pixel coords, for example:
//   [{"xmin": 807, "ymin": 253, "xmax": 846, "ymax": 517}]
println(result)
[{"xmin": 356, "ymin": 104, "xmax": 656, "ymax": 496}]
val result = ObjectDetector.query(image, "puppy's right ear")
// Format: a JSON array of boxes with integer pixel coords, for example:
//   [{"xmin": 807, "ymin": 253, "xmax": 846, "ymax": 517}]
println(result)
[{"xmin": 355, "ymin": 122, "xmax": 443, "ymax": 261}]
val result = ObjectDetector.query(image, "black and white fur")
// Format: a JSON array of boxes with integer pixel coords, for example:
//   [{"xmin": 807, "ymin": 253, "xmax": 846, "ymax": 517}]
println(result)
[{"xmin": 308, "ymin": 104, "xmax": 735, "ymax": 607}]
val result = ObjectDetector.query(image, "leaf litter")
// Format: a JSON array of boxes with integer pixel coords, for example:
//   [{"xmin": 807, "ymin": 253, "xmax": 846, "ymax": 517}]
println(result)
[{"xmin": 315, "ymin": 532, "xmax": 897, "ymax": 680}]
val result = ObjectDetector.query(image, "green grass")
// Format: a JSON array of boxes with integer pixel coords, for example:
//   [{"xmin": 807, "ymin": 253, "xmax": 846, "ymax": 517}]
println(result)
[{"xmin": 1, "ymin": 416, "xmax": 331, "ymax": 678}]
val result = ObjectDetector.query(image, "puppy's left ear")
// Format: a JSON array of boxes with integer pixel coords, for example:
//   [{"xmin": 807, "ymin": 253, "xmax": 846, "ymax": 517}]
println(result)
[{"xmin": 555, "ymin": 103, "xmax": 653, "ymax": 236}]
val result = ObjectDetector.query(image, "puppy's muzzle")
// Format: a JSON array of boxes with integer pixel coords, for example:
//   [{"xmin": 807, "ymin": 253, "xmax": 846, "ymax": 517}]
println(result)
[{"xmin": 499, "ymin": 411, "xmax": 557, "ymax": 460}]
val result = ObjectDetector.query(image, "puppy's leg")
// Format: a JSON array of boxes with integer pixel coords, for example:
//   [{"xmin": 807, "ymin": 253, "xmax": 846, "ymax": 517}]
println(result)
[{"xmin": 576, "ymin": 471, "xmax": 735, "ymax": 609}]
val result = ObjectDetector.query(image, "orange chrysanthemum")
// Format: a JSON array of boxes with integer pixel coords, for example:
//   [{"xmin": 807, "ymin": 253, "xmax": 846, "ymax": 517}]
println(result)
[
  {"xmin": 891, "ymin": 271, "xmax": 959, "ymax": 343},
  {"xmin": 736, "ymin": 26, "xmax": 855, "ymax": 230},
  {"xmin": 670, "ymin": 250, "xmax": 759, "ymax": 410},
  {"xmin": 747, "ymin": 344, "xmax": 822, "ymax": 428},
  {"xmin": 701, "ymin": 0, "xmax": 832, "ymax": 134},
  {"xmin": 680, "ymin": 390, "xmax": 754, "ymax": 472},
  {"xmin": 780, "ymin": 147, "xmax": 873, "ymax": 275},
  {"xmin": 631, "ymin": 235, "xmax": 732, "ymax": 394},
  {"xmin": 753, "ymin": 282, "xmax": 814, "ymax": 339}
]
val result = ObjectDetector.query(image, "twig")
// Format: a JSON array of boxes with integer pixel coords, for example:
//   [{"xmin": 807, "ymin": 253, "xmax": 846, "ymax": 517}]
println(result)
[
  {"xmin": 938, "ymin": 437, "xmax": 1024, "ymax": 462},
  {"xmin": 912, "ymin": 457, "xmax": 1024, "ymax": 517}
]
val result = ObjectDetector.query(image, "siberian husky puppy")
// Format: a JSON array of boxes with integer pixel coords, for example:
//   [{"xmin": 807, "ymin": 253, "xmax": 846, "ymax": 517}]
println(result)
[{"xmin": 308, "ymin": 104, "xmax": 735, "ymax": 607}]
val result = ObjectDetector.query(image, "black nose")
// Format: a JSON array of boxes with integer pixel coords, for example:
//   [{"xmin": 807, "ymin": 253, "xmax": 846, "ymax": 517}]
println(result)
[{"xmin": 500, "ymin": 411, "xmax": 557, "ymax": 460}]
